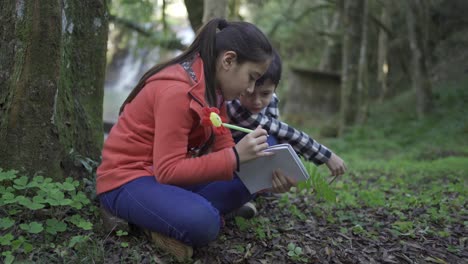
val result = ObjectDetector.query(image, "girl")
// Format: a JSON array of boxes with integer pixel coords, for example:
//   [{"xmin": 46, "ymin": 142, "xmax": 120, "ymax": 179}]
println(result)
[{"xmin": 97, "ymin": 18, "xmax": 296, "ymax": 261}]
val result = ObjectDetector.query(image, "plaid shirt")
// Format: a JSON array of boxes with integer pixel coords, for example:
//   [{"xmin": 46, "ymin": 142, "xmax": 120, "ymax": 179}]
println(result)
[{"xmin": 227, "ymin": 95, "xmax": 332, "ymax": 165}]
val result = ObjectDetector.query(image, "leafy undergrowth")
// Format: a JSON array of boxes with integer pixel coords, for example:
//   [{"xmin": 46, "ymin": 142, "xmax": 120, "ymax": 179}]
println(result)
[
  {"xmin": 92, "ymin": 153, "xmax": 466, "ymax": 264},
  {"xmin": 2, "ymin": 79, "xmax": 467, "ymax": 263},
  {"xmin": 191, "ymin": 78, "xmax": 468, "ymax": 263}
]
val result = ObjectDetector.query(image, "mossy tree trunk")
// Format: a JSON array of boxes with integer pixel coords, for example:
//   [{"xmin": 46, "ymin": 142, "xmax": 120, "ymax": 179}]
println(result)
[{"xmin": 0, "ymin": 0, "xmax": 108, "ymax": 180}]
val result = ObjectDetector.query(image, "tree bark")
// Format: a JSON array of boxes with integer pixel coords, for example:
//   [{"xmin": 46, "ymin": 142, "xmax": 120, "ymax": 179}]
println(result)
[
  {"xmin": 184, "ymin": 0, "xmax": 204, "ymax": 33},
  {"xmin": 377, "ymin": 3, "xmax": 390, "ymax": 102},
  {"xmin": 228, "ymin": 0, "xmax": 243, "ymax": 20},
  {"xmin": 339, "ymin": 0, "xmax": 363, "ymax": 135},
  {"xmin": 405, "ymin": 0, "xmax": 433, "ymax": 119},
  {"xmin": 356, "ymin": 0, "xmax": 369, "ymax": 124},
  {"xmin": 202, "ymin": 0, "xmax": 228, "ymax": 24},
  {"xmin": 319, "ymin": 5, "xmax": 342, "ymax": 72},
  {"xmin": 162, "ymin": 0, "xmax": 168, "ymax": 35},
  {"xmin": 0, "ymin": 0, "xmax": 108, "ymax": 180}
]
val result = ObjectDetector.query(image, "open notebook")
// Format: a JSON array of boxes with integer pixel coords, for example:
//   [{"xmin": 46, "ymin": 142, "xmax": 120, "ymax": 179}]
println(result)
[{"xmin": 238, "ymin": 143, "xmax": 310, "ymax": 193}]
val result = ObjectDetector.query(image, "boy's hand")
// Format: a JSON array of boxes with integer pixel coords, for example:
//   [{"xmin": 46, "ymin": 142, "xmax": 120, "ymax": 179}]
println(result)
[
  {"xmin": 270, "ymin": 169, "xmax": 297, "ymax": 193},
  {"xmin": 325, "ymin": 153, "xmax": 347, "ymax": 176},
  {"xmin": 235, "ymin": 126, "xmax": 272, "ymax": 163}
]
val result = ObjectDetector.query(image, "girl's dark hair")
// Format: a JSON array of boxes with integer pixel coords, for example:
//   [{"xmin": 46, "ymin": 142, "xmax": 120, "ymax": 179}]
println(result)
[
  {"xmin": 255, "ymin": 49, "xmax": 282, "ymax": 87},
  {"xmin": 119, "ymin": 18, "xmax": 273, "ymax": 114}
]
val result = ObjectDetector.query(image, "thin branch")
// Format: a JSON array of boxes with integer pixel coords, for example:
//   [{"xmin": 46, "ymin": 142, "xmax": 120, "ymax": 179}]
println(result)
[
  {"xmin": 108, "ymin": 15, "xmax": 187, "ymax": 50},
  {"xmin": 268, "ymin": 0, "xmax": 298, "ymax": 37},
  {"xmin": 315, "ymin": 30, "xmax": 341, "ymax": 40},
  {"xmin": 292, "ymin": 3, "xmax": 334, "ymax": 23},
  {"xmin": 369, "ymin": 13, "xmax": 394, "ymax": 38},
  {"xmin": 109, "ymin": 15, "xmax": 151, "ymax": 37},
  {"xmin": 269, "ymin": 2, "xmax": 334, "ymax": 38}
]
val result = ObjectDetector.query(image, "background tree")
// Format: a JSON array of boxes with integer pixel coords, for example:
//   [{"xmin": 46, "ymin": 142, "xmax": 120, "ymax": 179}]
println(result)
[
  {"xmin": 377, "ymin": 1, "xmax": 390, "ymax": 102},
  {"xmin": 356, "ymin": 0, "xmax": 369, "ymax": 124},
  {"xmin": 184, "ymin": 0, "xmax": 204, "ymax": 32},
  {"xmin": 339, "ymin": 0, "xmax": 364, "ymax": 135},
  {"xmin": 0, "ymin": 1, "xmax": 108, "ymax": 180},
  {"xmin": 203, "ymin": 0, "xmax": 228, "ymax": 23},
  {"xmin": 405, "ymin": 0, "xmax": 433, "ymax": 118},
  {"xmin": 228, "ymin": 0, "xmax": 244, "ymax": 20},
  {"xmin": 318, "ymin": 1, "xmax": 342, "ymax": 72}
]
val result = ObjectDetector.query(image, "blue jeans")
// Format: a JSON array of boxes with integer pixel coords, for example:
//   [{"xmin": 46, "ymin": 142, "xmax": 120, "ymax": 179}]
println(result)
[
  {"xmin": 266, "ymin": 135, "xmax": 278, "ymax": 146},
  {"xmin": 99, "ymin": 175, "xmax": 253, "ymax": 247}
]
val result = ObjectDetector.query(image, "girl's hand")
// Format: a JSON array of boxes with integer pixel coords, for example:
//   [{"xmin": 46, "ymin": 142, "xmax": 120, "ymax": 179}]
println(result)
[
  {"xmin": 235, "ymin": 126, "xmax": 271, "ymax": 163},
  {"xmin": 325, "ymin": 153, "xmax": 347, "ymax": 176},
  {"xmin": 270, "ymin": 169, "xmax": 297, "ymax": 193}
]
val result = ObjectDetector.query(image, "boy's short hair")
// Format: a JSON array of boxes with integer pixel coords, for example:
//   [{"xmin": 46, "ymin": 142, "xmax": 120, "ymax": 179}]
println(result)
[{"xmin": 255, "ymin": 49, "xmax": 282, "ymax": 87}]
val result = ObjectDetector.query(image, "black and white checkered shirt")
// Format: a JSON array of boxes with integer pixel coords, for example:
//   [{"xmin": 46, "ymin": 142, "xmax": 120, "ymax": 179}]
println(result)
[{"xmin": 227, "ymin": 95, "xmax": 332, "ymax": 165}]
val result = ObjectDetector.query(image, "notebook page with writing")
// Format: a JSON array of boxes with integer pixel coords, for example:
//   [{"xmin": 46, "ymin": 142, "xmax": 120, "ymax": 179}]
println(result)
[{"xmin": 238, "ymin": 144, "xmax": 310, "ymax": 193}]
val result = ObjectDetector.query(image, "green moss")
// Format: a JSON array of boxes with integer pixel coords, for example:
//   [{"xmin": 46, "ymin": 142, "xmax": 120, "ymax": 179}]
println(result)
[{"xmin": 0, "ymin": 1, "xmax": 107, "ymax": 180}]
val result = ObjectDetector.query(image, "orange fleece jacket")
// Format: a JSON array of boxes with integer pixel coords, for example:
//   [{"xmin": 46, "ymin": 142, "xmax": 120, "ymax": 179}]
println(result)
[{"xmin": 96, "ymin": 56, "xmax": 236, "ymax": 194}]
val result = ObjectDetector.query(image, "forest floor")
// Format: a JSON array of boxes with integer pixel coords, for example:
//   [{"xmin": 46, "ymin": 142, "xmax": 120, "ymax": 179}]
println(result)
[
  {"xmin": 2, "ymin": 71, "xmax": 467, "ymax": 264},
  {"xmin": 89, "ymin": 75, "xmax": 468, "ymax": 264}
]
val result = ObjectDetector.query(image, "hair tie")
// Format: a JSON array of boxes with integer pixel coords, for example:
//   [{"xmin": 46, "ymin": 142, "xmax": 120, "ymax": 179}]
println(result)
[{"xmin": 218, "ymin": 19, "xmax": 228, "ymax": 30}]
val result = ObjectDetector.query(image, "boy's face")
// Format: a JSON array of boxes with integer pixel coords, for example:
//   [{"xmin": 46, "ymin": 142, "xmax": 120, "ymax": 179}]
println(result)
[{"xmin": 239, "ymin": 79, "xmax": 275, "ymax": 114}]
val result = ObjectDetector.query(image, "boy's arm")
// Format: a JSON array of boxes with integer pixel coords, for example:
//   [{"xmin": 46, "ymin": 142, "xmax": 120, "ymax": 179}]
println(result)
[{"xmin": 227, "ymin": 100, "xmax": 332, "ymax": 165}]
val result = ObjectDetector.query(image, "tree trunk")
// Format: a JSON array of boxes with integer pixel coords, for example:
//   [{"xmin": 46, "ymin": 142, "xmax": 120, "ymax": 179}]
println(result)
[
  {"xmin": 377, "ymin": 3, "xmax": 390, "ymax": 102},
  {"xmin": 356, "ymin": 0, "xmax": 369, "ymax": 124},
  {"xmin": 405, "ymin": 0, "xmax": 433, "ymax": 119},
  {"xmin": 202, "ymin": 0, "xmax": 228, "ymax": 24},
  {"xmin": 184, "ymin": 0, "xmax": 204, "ymax": 33},
  {"xmin": 0, "ymin": 0, "xmax": 108, "ymax": 180},
  {"xmin": 228, "ymin": 0, "xmax": 243, "ymax": 20},
  {"xmin": 319, "ymin": 8, "xmax": 341, "ymax": 72},
  {"xmin": 162, "ymin": 0, "xmax": 168, "ymax": 35},
  {"xmin": 339, "ymin": 0, "xmax": 363, "ymax": 135}
]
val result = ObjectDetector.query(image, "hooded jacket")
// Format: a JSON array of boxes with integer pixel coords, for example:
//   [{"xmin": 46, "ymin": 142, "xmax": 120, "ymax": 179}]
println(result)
[{"xmin": 96, "ymin": 56, "xmax": 236, "ymax": 194}]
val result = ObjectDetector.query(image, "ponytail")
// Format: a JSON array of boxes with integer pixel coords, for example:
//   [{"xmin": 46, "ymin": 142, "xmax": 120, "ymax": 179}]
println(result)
[{"xmin": 119, "ymin": 18, "xmax": 228, "ymax": 114}]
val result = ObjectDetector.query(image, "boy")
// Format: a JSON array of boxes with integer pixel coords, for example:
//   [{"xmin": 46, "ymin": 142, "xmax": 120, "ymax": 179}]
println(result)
[{"xmin": 226, "ymin": 50, "xmax": 347, "ymax": 218}]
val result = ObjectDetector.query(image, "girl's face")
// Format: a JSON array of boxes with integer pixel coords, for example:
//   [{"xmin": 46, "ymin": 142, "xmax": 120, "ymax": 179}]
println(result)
[
  {"xmin": 239, "ymin": 79, "xmax": 275, "ymax": 114},
  {"xmin": 216, "ymin": 51, "xmax": 270, "ymax": 101}
]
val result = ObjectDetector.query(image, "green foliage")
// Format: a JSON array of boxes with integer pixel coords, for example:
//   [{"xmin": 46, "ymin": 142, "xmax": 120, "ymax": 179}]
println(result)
[
  {"xmin": 249, "ymin": 0, "xmax": 333, "ymax": 67},
  {"xmin": 287, "ymin": 242, "xmax": 308, "ymax": 262},
  {"xmin": 296, "ymin": 78, "xmax": 468, "ymax": 249},
  {"xmin": 107, "ymin": 0, "xmax": 184, "ymax": 54},
  {"xmin": 110, "ymin": 0, "xmax": 156, "ymax": 23},
  {"xmin": 234, "ymin": 216, "xmax": 276, "ymax": 241},
  {"xmin": 298, "ymin": 162, "xmax": 337, "ymax": 202},
  {"xmin": 0, "ymin": 169, "xmax": 96, "ymax": 263}
]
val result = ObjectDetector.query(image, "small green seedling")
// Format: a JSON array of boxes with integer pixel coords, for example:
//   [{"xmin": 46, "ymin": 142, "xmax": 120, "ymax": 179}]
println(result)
[{"xmin": 287, "ymin": 242, "xmax": 308, "ymax": 262}]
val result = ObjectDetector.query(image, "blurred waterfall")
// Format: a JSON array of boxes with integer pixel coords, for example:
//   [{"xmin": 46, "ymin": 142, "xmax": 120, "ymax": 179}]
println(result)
[
  {"xmin": 103, "ymin": 27, "xmax": 194, "ymax": 125},
  {"xmin": 103, "ymin": 39, "xmax": 161, "ymax": 124}
]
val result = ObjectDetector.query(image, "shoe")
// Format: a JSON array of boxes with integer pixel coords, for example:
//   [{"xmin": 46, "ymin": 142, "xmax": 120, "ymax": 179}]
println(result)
[
  {"xmin": 100, "ymin": 204, "xmax": 129, "ymax": 233},
  {"xmin": 226, "ymin": 202, "xmax": 257, "ymax": 219},
  {"xmin": 143, "ymin": 229, "xmax": 193, "ymax": 262}
]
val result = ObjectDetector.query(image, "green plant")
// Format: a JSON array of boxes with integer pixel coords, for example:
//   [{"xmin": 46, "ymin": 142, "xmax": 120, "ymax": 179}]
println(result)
[
  {"xmin": 0, "ymin": 169, "xmax": 95, "ymax": 263},
  {"xmin": 298, "ymin": 163, "xmax": 336, "ymax": 202},
  {"xmin": 287, "ymin": 242, "xmax": 308, "ymax": 262},
  {"xmin": 234, "ymin": 216, "xmax": 272, "ymax": 240},
  {"xmin": 116, "ymin": 229, "xmax": 130, "ymax": 248}
]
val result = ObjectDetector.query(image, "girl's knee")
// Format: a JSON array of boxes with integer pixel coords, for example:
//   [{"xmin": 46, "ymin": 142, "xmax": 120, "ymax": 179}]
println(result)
[{"xmin": 184, "ymin": 206, "xmax": 221, "ymax": 246}]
